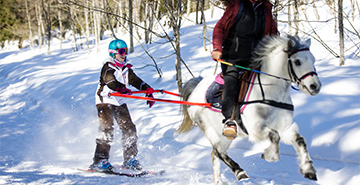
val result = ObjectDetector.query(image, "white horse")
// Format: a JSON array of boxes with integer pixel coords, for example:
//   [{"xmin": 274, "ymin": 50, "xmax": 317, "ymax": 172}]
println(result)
[{"xmin": 178, "ymin": 35, "xmax": 321, "ymax": 184}]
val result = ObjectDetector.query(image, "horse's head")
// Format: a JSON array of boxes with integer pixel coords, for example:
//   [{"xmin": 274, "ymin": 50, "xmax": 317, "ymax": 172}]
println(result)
[{"xmin": 286, "ymin": 36, "xmax": 321, "ymax": 96}]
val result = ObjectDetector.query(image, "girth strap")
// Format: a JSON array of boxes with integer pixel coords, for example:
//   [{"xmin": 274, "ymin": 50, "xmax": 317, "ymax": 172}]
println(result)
[{"xmin": 240, "ymin": 99, "xmax": 294, "ymax": 111}]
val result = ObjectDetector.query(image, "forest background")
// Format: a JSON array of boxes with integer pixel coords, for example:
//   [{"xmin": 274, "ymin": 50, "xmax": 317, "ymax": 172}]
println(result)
[{"xmin": 1, "ymin": 0, "xmax": 359, "ymax": 91}]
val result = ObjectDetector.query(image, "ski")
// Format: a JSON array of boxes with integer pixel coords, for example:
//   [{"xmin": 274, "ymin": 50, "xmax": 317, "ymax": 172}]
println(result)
[
  {"xmin": 78, "ymin": 168, "xmax": 165, "ymax": 178},
  {"xmin": 114, "ymin": 164, "xmax": 165, "ymax": 175}
]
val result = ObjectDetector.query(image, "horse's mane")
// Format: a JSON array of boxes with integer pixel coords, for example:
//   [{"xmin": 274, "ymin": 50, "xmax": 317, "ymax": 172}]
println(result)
[{"xmin": 250, "ymin": 35, "xmax": 306, "ymax": 69}]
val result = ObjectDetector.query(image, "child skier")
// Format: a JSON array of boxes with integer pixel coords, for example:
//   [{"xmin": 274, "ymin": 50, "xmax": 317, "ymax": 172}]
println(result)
[{"xmin": 90, "ymin": 39, "xmax": 155, "ymax": 172}]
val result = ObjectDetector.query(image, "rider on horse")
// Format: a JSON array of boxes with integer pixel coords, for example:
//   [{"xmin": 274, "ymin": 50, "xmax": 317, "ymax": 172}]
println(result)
[{"xmin": 211, "ymin": 0, "xmax": 278, "ymax": 139}]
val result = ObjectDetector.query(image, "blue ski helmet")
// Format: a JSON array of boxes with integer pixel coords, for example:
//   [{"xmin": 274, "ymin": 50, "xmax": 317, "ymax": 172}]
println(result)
[{"xmin": 108, "ymin": 39, "xmax": 128, "ymax": 58}]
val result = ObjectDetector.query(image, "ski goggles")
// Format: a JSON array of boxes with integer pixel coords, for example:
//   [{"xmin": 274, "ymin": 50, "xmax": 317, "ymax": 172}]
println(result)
[{"xmin": 109, "ymin": 47, "xmax": 128, "ymax": 56}]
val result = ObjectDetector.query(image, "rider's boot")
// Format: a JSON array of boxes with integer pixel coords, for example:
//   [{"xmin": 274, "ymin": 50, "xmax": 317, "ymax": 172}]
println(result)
[{"xmin": 222, "ymin": 119, "xmax": 238, "ymax": 140}]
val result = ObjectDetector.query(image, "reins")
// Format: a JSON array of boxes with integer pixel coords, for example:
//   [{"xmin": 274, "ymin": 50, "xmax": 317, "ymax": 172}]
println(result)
[
  {"xmin": 216, "ymin": 47, "xmax": 317, "ymax": 111},
  {"xmin": 110, "ymin": 90, "xmax": 213, "ymax": 108},
  {"xmin": 216, "ymin": 59, "xmax": 292, "ymax": 82}
]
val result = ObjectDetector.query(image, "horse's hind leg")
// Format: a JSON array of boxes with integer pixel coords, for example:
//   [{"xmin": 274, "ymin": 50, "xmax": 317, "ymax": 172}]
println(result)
[
  {"xmin": 261, "ymin": 129, "xmax": 281, "ymax": 162},
  {"xmin": 292, "ymin": 133, "xmax": 317, "ymax": 180},
  {"xmin": 213, "ymin": 148, "xmax": 249, "ymax": 182},
  {"xmin": 211, "ymin": 149, "xmax": 222, "ymax": 184}
]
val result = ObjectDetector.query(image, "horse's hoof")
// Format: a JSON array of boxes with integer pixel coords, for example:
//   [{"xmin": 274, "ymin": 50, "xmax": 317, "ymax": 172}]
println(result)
[
  {"xmin": 261, "ymin": 153, "xmax": 280, "ymax": 162},
  {"xmin": 304, "ymin": 172, "xmax": 317, "ymax": 181},
  {"xmin": 236, "ymin": 171, "xmax": 249, "ymax": 181}
]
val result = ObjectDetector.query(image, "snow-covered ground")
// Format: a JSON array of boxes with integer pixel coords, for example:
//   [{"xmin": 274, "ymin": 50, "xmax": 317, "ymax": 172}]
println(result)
[{"xmin": 0, "ymin": 1, "xmax": 359, "ymax": 185}]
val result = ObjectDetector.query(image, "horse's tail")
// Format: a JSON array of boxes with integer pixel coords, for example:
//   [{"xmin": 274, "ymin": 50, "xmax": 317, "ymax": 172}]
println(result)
[{"xmin": 177, "ymin": 77, "xmax": 203, "ymax": 133}]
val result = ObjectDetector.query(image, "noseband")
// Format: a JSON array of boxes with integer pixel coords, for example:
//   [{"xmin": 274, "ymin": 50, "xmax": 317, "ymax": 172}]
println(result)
[{"xmin": 288, "ymin": 48, "xmax": 318, "ymax": 85}]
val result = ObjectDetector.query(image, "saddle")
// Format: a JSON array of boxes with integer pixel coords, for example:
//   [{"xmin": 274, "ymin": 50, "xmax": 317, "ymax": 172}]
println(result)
[{"xmin": 205, "ymin": 71, "xmax": 251, "ymax": 111}]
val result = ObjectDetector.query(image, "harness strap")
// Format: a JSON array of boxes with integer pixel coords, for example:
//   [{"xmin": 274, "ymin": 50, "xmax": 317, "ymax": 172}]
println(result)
[
  {"xmin": 240, "ymin": 72, "xmax": 294, "ymax": 111},
  {"xmin": 240, "ymin": 100, "xmax": 294, "ymax": 111}
]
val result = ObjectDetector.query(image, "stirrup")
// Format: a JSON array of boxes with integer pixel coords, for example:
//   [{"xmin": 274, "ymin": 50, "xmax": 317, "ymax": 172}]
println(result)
[{"xmin": 222, "ymin": 119, "xmax": 237, "ymax": 140}]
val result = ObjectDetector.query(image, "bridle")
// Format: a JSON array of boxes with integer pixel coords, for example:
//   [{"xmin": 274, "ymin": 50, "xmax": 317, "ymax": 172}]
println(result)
[
  {"xmin": 241, "ymin": 47, "xmax": 318, "ymax": 111},
  {"xmin": 287, "ymin": 48, "xmax": 318, "ymax": 85}
]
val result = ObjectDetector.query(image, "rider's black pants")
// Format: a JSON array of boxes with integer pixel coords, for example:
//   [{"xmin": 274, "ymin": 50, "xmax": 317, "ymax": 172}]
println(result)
[{"xmin": 221, "ymin": 64, "xmax": 241, "ymax": 122}]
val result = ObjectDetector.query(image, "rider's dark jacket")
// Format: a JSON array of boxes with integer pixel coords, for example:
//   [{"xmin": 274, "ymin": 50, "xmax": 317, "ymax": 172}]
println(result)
[
  {"xmin": 212, "ymin": 0, "xmax": 278, "ymax": 66},
  {"xmin": 95, "ymin": 57, "xmax": 151, "ymax": 106}
]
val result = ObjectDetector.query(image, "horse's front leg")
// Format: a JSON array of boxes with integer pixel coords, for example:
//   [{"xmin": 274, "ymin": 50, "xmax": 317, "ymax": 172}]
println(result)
[
  {"xmin": 292, "ymin": 133, "xmax": 317, "ymax": 180},
  {"xmin": 261, "ymin": 129, "xmax": 281, "ymax": 162}
]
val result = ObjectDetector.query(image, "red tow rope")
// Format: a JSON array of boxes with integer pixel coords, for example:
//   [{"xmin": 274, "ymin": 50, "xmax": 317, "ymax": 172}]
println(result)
[{"xmin": 109, "ymin": 90, "xmax": 212, "ymax": 108}]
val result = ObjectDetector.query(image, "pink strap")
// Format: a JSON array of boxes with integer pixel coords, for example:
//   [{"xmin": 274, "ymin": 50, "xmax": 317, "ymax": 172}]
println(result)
[{"xmin": 214, "ymin": 73, "xmax": 224, "ymax": 85}]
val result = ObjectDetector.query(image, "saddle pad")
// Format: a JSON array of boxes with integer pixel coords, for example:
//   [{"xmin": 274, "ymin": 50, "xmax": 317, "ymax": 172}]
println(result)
[
  {"xmin": 205, "ymin": 71, "xmax": 252, "ymax": 113},
  {"xmin": 205, "ymin": 80, "xmax": 223, "ymax": 112}
]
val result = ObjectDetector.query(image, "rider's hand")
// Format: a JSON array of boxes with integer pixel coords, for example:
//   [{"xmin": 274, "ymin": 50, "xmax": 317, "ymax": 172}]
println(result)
[
  {"xmin": 117, "ymin": 87, "xmax": 132, "ymax": 95},
  {"xmin": 145, "ymin": 87, "xmax": 154, "ymax": 95},
  {"xmin": 211, "ymin": 50, "xmax": 222, "ymax": 61},
  {"xmin": 146, "ymin": 94, "xmax": 155, "ymax": 108}
]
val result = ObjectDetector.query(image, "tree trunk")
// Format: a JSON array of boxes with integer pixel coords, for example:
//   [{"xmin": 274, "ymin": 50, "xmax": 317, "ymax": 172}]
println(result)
[
  {"xmin": 93, "ymin": 0, "xmax": 101, "ymax": 52},
  {"xmin": 36, "ymin": 0, "xmax": 42, "ymax": 50},
  {"xmin": 338, "ymin": 0, "xmax": 345, "ymax": 66},
  {"xmin": 85, "ymin": 0, "xmax": 90, "ymax": 54},
  {"xmin": 104, "ymin": 0, "xmax": 116, "ymax": 39},
  {"xmin": 187, "ymin": 0, "xmax": 191, "ymax": 15},
  {"xmin": 288, "ymin": 0, "xmax": 292, "ymax": 34},
  {"xmin": 42, "ymin": 0, "xmax": 51, "ymax": 55},
  {"xmin": 144, "ymin": 1, "xmax": 149, "ymax": 43},
  {"xmin": 129, "ymin": 0, "xmax": 134, "ymax": 53},
  {"xmin": 273, "ymin": 0, "xmax": 279, "ymax": 27},
  {"xmin": 175, "ymin": 0, "xmax": 183, "ymax": 92},
  {"xmin": 293, "ymin": 0, "xmax": 299, "ymax": 35},
  {"xmin": 211, "ymin": 0, "xmax": 215, "ymax": 18},
  {"xmin": 58, "ymin": 0, "xmax": 63, "ymax": 49},
  {"xmin": 68, "ymin": 5, "xmax": 78, "ymax": 51},
  {"xmin": 47, "ymin": 1, "xmax": 51, "ymax": 54},
  {"xmin": 201, "ymin": 0, "xmax": 207, "ymax": 50},
  {"xmin": 25, "ymin": 0, "xmax": 34, "ymax": 50},
  {"xmin": 200, "ymin": 0, "xmax": 204, "ymax": 24},
  {"xmin": 196, "ymin": 0, "xmax": 199, "ymax": 24},
  {"xmin": 149, "ymin": 0, "xmax": 156, "ymax": 43}
]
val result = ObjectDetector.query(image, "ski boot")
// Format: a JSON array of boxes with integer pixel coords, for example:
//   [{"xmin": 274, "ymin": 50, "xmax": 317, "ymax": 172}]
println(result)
[
  {"xmin": 123, "ymin": 157, "xmax": 142, "ymax": 171},
  {"xmin": 89, "ymin": 159, "xmax": 114, "ymax": 172}
]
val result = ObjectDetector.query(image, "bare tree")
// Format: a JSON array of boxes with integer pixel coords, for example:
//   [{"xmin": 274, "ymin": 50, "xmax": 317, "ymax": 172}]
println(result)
[
  {"xmin": 287, "ymin": 0, "xmax": 292, "ymax": 34},
  {"xmin": 187, "ymin": 0, "xmax": 191, "ymax": 15},
  {"xmin": 201, "ymin": 0, "xmax": 207, "ymax": 50},
  {"xmin": 338, "ymin": 0, "xmax": 344, "ymax": 66},
  {"xmin": 42, "ymin": 0, "xmax": 51, "ymax": 55},
  {"xmin": 36, "ymin": 0, "xmax": 44, "ymax": 50},
  {"xmin": 129, "ymin": 0, "xmax": 134, "ymax": 53},
  {"xmin": 104, "ymin": 0, "xmax": 116, "ymax": 39},
  {"xmin": 162, "ymin": 0, "xmax": 186, "ymax": 91},
  {"xmin": 93, "ymin": 0, "xmax": 101, "ymax": 52},
  {"xmin": 85, "ymin": 0, "xmax": 91, "ymax": 53},
  {"xmin": 58, "ymin": 0, "xmax": 64, "ymax": 49},
  {"xmin": 68, "ymin": 4, "xmax": 79, "ymax": 51},
  {"xmin": 25, "ymin": 0, "xmax": 34, "ymax": 50},
  {"xmin": 174, "ymin": 0, "xmax": 183, "ymax": 92}
]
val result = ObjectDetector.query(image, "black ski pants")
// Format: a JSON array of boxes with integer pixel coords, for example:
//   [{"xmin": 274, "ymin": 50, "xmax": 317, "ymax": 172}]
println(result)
[{"xmin": 93, "ymin": 103, "xmax": 138, "ymax": 164}]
